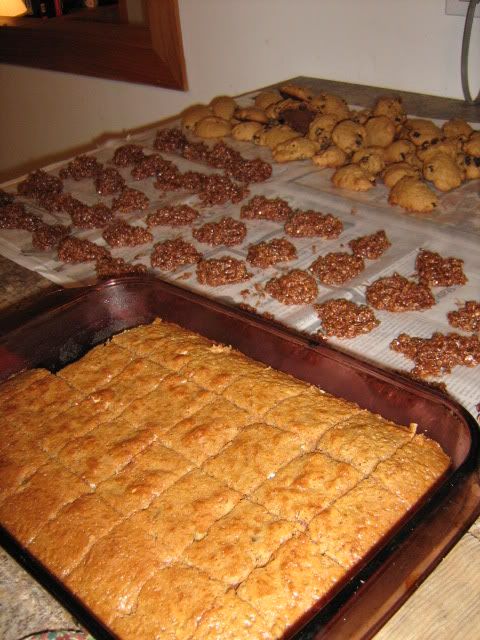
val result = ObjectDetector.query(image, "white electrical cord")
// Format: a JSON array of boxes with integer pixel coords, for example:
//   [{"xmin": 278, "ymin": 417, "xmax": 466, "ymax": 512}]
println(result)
[{"xmin": 461, "ymin": 0, "xmax": 480, "ymax": 103}]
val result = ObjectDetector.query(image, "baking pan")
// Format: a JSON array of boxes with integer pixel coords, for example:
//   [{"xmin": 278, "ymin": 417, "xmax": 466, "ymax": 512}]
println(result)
[{"xmin": 0, "ymin": 275, "xmax": 479, "ymax": 640}]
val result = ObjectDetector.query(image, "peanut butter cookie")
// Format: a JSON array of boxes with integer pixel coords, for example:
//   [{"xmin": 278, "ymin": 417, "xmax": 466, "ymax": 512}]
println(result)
[
  {"xmin": 442, "ymin": 118, "xmax": 473, "ymax": 141},
  {"xmin": 195, "ymin": 116, "xmax": 232, "ymax": 139},
  {"xmin": 254, "ymin": 90, "xmax": 282, "ymax": 110},
  {"xmin": 388, "ymin": 176, "xmax": 438, "ymax": 213},
  {"xmin": 234, "ymin": 107, "xmax": 269, "ymax": 124},
  {"xmin": 231, "ymin": 121, "xmax": 264, "ymax": 142},
  {"xmin": 331, "ymin": 164, "xmax": 375, "ymax": 192},
  {"xmin": 365, "ymin": 116, "xmax": 396, "ymax": 148},
  {"xmin": 311, "ymin": 92, "xmax": 350, "ymax": 119},
  {"xmin": 210, "ymin": 95, "xmax": 237, "ymax": 121},
  {"xmin": 273, "ymin": 137, "xmax": 319, "ymax": 163},
  {"xmin": 372, "ymin": 96, "xmax": 406, "ymax": 126},
  {"xmin": 463, "ymin": 131, "xmax": 480, "ymax": 157},
  {"xmin": 352, "ymin": 146, "xmax": 385, "ymax": 175},
  {"xmin": 383, "ymin": 140, "xmax": 416, "ymax": 164},
  {"xmin": 405, "ymin": 118, "xmax": 442, "ymax": 148},
  {"xmin": 331, "ymin": 120, "xmax": 367, "ymax": 154},
  {"xmin": 312, "ymin": 145, "xmax": 348, "ymax": 169},
  {"xmin": 181, "ymin": 105, "xmax": 212, "ymax": 130},
  {"xmin": 382, "ymin": 162, "xmax": 420, "ymax": 188},
  {"xmin": 254, "ymin": 125, "xmax": 300, "ymax": 149},
  {"xmin": 307, "ymin": 113, "xmax": 340, "ymax": 147},
  {"xmin": 423, "ymin": 152, "xmax": 464, "ymax": 192}
]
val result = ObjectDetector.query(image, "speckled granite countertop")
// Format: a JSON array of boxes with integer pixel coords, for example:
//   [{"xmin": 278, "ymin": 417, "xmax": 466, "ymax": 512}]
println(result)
[{"xmin": 0, "ymin": 256, "xmax": 58, "ymax": 317}]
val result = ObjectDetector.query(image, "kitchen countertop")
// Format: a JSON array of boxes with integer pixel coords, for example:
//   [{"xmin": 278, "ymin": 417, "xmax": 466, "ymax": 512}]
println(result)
[{"xmin": 0, "ymin": 77, "xmax": 479, "ymax": 640}]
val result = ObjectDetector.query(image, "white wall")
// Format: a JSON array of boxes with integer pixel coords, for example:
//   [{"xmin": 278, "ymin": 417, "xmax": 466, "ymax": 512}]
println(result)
[{"xmin": 1, "ymin": 0, "xmax": 478, "ymax": 178}]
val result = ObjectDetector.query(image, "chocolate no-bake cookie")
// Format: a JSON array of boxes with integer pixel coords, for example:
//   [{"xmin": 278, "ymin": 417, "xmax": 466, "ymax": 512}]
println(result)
[
  {"xmin": 348, "ymin": 230, "xmax": 391, "ymax": 260},
  {"xmin": 390, "ymin": 331, "xmax": 480, "ymax": 377},
  {"xmin": 196, "ymin": 175, "xmax": 249, "ymax": 207},
  {"xmin": 131, "ymin": 155, "xmax": 174, "ymax": 181},
  {"xmin": 415, "ymin": 249, "xmax": 467, "ymax": 287},
  {"xmin": 247, "ymin": 238, "xmax": 297, "ymax": 268},
  {"xmin": 154, "ymin": 128, "xmax": 187, "ymax": 153},
  {"xmin": 94, "ymin": 168, "xmax": 126, "ymax": 196},
  {"xmin": 193, "ymin": 217, "xmax": 247, "ymax": 247},
  {"xmin": 447, "ymin": 300, "xmax": 480, "ymax": 333},
  {"xmin": 265, "ymin": 269, "xmax": 318, "ymax": 305},
  {"xmin": 0, "ymin": 203, "xmax": 43, "ymax": 231},
  {"xmin": 240, "ymin": 195, "xmax": 293, "ymax": 222},
  {"xmin": 112, "ymin": 144, "xmax": 147, "ymax": 167},
  {"xmin": 147, "ymin": 205, "xmax": 199, "ymax": 228},
  {"xmin": 196, "ymin": 256, "xmax": 251, "ymax": 286},
  {"xmin": 95, "ymin": 255, "xmax": 147, "ymax": 279},
  {"xmin": 310, "ymin": 252, "xmax": 365, "ymax": 285},
  {"xmin": 151, "ymin": 238, "xmax": 202, "ymax": 271},
  {"xmin": 366, "ymin": 272, "xmax": 435, "ymax": 311},
  {"xmin": 102, "ymin": 221, "xmax": 153, "ymax": 247},
  {"xmin": 32, "ymin": 224, "xmax": 71, "ymax": 251},
  {"xmin": 57, "ymin": 236, "xmax": 110, "ymax": 263},
  {"xmin": 69, "ymin": 203, "xmax": 114, "ymax": 229},
  {"xmin": 111, "ymin": 188, "xmax": 150, "ymax": 213},
  {"xmin": 314, "ymin": 299, "xmax": 379, "ymax": 338},
  {"xmin": 17, "ymin": 170, "xmax": 63, "ymax": 198},
  {"xmin": 284, "ymin": 210, "xmax": 343, "ymax": 239},
  {"xmin": 59, "ymin": 155, "xmax": 102, "ymax": 181}
]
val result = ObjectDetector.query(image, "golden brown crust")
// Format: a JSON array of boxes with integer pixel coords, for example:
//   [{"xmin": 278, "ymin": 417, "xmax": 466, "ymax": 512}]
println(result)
[
  {"xmin": 210, "ymin": 95, "xmax": 237, "ymax": 121},
  {"xmin": 0, "ymin": 461, "xmax": 90, "ymax": 544},
  {"xmin": 0, "ymin": 440, "xmax": 51, "ymax": 503},
  {"xmin": 203, "ymin": 423, "xmax": 304, "ymax": 494},
  {"xmin": 237, "ymin": 533, "xmax": 346, "ymax": 634},
  {"xmin": 312, "ymin": 145, "xmax": 348, "ymax": 169},
  {"xmin": 180, "ymin": 346, "xmax": 267, "ymax": 391},
  {"xmin": 423, "ymin": 152, "xmax": 464, "ymax": 192},
  {"xmin": 0, "ymin": 318, "xmax": 452, "ymax": 638},
  {"xmin": 57, "ymin": 342, "xmax": 132, "ymax": 394},
  {"xmin": 28, "ymin": 493, "xmax": 122, "ymax": 577},
  {"xmin": 0, "ymin": 368, "xmax": 51, "ymax": 409},
  {"xmin": 191, "ymin": 590, "xmax": 275, "ymax": 640},
  {"xmin": 272, "ymin": 137, "xmax": 319, "ymax": 163},
  {"xmin": 222, "ymin": 369, "xmax": 307, "ymax": 416},
  {"xmin": 251, "ymin": 452, "xmax": 362, "ymax": 524},
  {"xmin": 317, "ymin": 410, "xmax": 413, "ymax": 474},
  {"xmin": 254, "ymin": 90, "xmax": 282, "ymax": 110},
  {"xmin": 371, "ymin": 436, "xmax": 450, "ymax": 506},
  {"xmin": 184, "ymin": 500, "xmax": 297, "ymax": 585},
  {"xmin": 382, "ymin": 161, "xmax": 420, "ymax": 188},
  {"xmin": 1, "ymin": 374, "xmax": 83, "ymax": 445},
  {"xmin": 195, "ymin": 116, "xmax": 232, "ymax": 139},
  {"xmin": 65, "ymin": 518, "xmax": 163, "ymax": 623},
  {"xmin": 231, "ymin": 121, "xmax": 264, "ymax": 141},
  {"xmin": 264, "ymin": 388, "xmax": 360, "ymax": 448},
  {"xmin": 331, "ymin": 120, "xmax": 367, "ymax": 154},
  {"xmin": 308, "ymin": 477, "xmax": 409, "ymax": 569},
  {"xmin": 161, "ymin": 397, "xmax": 255, "ymax": 464},
  {"xmin": 111, "ymin": 564, "xmax": 227, "ymax": 640},
  {"xmin": 129, "ymin": 469, "xmax": 242, "ymax": 558},
  {"xmin": 181, "ymin": 104, "xmax": 212, "ymax": 130},
  {"xmin": 96, "ymin": 442, "xmax": 193, "ymax": 516}
]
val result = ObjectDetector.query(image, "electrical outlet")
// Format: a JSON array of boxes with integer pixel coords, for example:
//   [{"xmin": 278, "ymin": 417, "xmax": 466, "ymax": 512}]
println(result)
[{"xmin": 445, "ymin": 0, "xmax": 480, "ymax": 17}]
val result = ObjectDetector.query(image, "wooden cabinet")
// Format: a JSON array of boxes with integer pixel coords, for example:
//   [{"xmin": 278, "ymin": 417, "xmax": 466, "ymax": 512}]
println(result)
[{"xmin": 0, "ymin": 0, "xmax": 187, "ymax": 89}]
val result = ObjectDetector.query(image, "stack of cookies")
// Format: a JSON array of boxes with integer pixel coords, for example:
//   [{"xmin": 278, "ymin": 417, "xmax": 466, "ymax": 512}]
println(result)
[{"xmin": 184, "ymin": 84, "xmax": 479, "ymax": 214}]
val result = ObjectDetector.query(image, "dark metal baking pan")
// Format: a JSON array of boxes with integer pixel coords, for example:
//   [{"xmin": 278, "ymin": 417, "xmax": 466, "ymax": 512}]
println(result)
[{"xmin": 0, "ymin": 275, "xmax": 479, "ymax": 640}]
